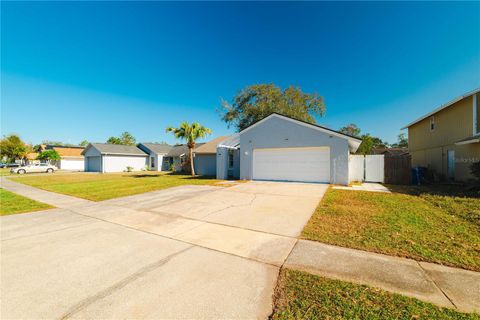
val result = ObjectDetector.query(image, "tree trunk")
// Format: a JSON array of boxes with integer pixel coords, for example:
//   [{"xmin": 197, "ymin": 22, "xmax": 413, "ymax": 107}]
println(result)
[{"xmin": 189, "ymin": 146, "xmax": 195, "ymax": 176}]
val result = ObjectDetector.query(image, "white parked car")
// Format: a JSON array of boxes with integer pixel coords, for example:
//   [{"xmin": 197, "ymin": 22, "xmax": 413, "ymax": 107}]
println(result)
[{"xmin": 11, "ymin": 163, "xmax": 57, "ymax": 174}]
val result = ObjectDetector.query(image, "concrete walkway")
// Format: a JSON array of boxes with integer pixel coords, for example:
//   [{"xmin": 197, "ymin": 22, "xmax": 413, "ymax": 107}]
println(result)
[
  {"xmin": 1, "ymin": 177, "xmax": 92, "ymax": 208},
  {"xmin": 285, "ymin": 240, "xmax": 480, "ymax": 313},
  {"xmin": 333, "ymin": 182, "xmax": 391, "ymax": 193}
]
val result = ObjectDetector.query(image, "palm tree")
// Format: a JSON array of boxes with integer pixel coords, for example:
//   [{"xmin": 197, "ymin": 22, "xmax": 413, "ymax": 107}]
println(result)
[{"xmin": 166, "ymin": 122, "xmax": 212, "ymax": 176}]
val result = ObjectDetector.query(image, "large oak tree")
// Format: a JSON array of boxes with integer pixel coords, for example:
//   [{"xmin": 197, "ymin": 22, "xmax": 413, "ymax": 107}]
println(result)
[{"xmin": 220, "ymin": 84, "xmax": 325, "ymax": 131}]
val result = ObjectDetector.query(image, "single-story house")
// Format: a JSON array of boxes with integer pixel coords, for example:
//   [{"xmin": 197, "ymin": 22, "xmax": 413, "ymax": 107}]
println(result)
[
  {"xmin": 82, "ymin": 143, "xmax": 148, "ymax": 173},
  {"xmin": 137, "ymin": 143, "xmax": 173, "ymax": 171},
  {"xmin": 193, "ymin": 136, "xmax": 229, "ymax": 176},
  {"xmin": 49, "ymin": 146, "xmax": 85, "ymax": 171},
  {"xmin": 163, "ymin": 143, "xmax": 205, "ymax": 172},
  {"xmin": 216, "ymin": 113, "xmax": 362, "ymax": 185},
  {"xmin": 25, "ymin": 152, "xmax": 39, "ymax": 165}
]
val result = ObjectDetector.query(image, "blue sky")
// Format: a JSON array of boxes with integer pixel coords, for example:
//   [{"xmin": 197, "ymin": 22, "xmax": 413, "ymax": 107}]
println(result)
[{"xmin": 2, "ymin": 1, "xmax": 479, "ymax": 145}]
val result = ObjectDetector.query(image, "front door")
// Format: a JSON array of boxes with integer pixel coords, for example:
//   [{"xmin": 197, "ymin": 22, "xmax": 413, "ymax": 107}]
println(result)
[{"xmin": 447, "ymin": 150, "xmax": 455, "ymax": 180}]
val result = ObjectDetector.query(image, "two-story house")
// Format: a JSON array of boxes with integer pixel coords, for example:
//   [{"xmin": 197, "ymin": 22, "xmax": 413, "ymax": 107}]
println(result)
[{"xmin": 402, "ymin": 88, "xmax": 479, "ymax": 182}]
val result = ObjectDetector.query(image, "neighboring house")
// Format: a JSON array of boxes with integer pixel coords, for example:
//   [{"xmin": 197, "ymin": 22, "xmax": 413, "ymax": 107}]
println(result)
[
  {"xmin": 193, "ymin": 136, "xmax": 229, "ymax": 176},
  {"xmin": 137, "ymin": 143, "xmax": 173, "ymax": 171},
  {"xmin": 372, "ymin": 148, "xmax": 409, "ymax": 156},
  {"xmin": 49, "ymin": 146, "xmax": 85, "ymax": 171},
  {"xmin": 164, "ymin": 143, "xmax": 205, "ymax": 172},
  {"xmin": 25, "ymin": 152, "xmax": 39, "ymax": 165},
  {"xmin": 402, "ymin": 88, "xmax": 480, "ymax": 182},
  {"xmin": 216, "ymin": 113, "xmax": 362, "ymax": 185},
  {"xmin": 82, "ymin": 143, "xmax": 148, "ymax": 173}
]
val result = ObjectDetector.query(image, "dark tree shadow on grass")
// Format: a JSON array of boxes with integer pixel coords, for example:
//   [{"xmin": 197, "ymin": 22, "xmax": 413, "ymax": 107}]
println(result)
[{"xmin": 386, "ymin": 184, "xmax": 479, "ymax": 199}]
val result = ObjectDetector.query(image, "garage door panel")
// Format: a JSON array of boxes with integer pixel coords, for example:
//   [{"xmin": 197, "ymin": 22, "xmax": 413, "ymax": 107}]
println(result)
[
  {"xmin": 86, "ymin": 156, "xmax": 102, "ymax": 172},
  {"xmin": 253, "ymin": 147, "xmax": 330, "ymax": 183}
]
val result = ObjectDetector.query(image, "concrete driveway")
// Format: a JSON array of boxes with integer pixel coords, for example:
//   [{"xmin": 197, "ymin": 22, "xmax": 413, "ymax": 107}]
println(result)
[{"xmin": 1, "ymin": 181, "xmax": 328, "ymax": 319}]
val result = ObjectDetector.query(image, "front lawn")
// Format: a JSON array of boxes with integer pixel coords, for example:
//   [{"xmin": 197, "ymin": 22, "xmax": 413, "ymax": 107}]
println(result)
[
  {"xmin": 271, "ymin": 268, "xmax": 479, "ymax": 320},
  {"xmin": 11, "ymin": 172, "xmax": 219, "ymax": 201},
  {"xmin": 301, "ymin": 186, "xmax": 480, "ymax": 271},
  {"xmin": 0, "ymin": 188, "xmax": 53, "ymax": 216},
  {"xmin": 0, "ymin": 168, "xmax": 12, "ymax": 176}
]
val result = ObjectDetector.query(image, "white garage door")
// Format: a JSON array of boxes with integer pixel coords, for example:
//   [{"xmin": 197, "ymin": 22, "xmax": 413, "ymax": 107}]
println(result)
[
  {"xmin": 252, "ymin": 147, "xmax": 330, "ymax": 183},
  {"xmin": 60, "ymin": 159, "xmax": 84, "ymax": 171}
]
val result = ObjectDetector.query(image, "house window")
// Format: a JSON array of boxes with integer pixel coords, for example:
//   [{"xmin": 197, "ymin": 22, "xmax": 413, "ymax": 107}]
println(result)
[
  {"xmin": 228, "ymin": 150, "xmax": 234, "ymax": 168},
  {"xmin": 430, "ymin": 116, "xmax": 435, "ymax": 131},
  {"xmin": 151, "ymin": 157, "xmax": 155, "ymax": 168}
]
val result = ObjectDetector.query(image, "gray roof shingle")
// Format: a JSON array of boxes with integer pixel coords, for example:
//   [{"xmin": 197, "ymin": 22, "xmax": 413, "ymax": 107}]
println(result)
[
  {"xmin": 165, "ymin": 143, "xmax": 205, "ymax": 157},
  {"xmin": 85, "ymin": 143, "xmax": 148, "ymax": 156},
  {"xmin": 139, "ymin": 143, "xmax": 173, "ymax": 154}
]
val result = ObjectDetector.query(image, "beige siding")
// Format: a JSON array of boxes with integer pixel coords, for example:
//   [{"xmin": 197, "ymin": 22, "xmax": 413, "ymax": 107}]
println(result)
[
  {"xmin": 408, "ymin": 95, "xmax": 479, "ymax": 182},
  {"xmin": 409, "ymin": 96, "xmax": 474, "ymax": 151},
  {"xmin": 476, "ymin": 93, "xmax": 480, "ymax": 133}
]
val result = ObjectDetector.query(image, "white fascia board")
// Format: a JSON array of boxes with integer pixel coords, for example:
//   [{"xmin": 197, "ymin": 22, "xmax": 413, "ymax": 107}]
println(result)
[{"xmin": 217, "ymin": 144, "xmax": 240, "ymax": 150}]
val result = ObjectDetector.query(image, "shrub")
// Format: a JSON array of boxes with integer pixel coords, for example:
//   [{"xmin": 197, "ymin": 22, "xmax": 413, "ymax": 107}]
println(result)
[
  {"xmin": 37, "ymin": 150, "xmax": 60, "ymax": 162},
  {"xmin": 125, "ymin": 166, "xmax": 133, "ymax": 172},
  {"xmin": 470, "ymin": 161, "xmax": 480, "ymax": 181}
]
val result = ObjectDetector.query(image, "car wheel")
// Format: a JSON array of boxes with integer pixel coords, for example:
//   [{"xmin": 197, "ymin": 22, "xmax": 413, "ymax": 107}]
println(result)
[
  {"xmin": 46, "ymin": 168, "xmax": 54, "ymax": 173},
  {"xmin": 18, "ymin": 169, "xmax": 26, "ymax": 174}
]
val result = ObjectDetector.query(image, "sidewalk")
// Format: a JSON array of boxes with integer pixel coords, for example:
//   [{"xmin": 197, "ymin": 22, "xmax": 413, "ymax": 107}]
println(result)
[
  {"xmin": 285, "ymin": 239, "xmax": 480, "ymax": 313},
  {"xmin": 1, "ymin": 177, "xmax": 91, "ymax": 208}
]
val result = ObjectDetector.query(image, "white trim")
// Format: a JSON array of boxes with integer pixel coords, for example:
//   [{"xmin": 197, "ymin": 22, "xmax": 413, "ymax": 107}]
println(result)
[
  {"xmin": 402, "ymin": 88, "xmax": 480, "ymax": 129},
  {"xmin": 474, "ymin": 94, "xmax": 478, "ymax": 135},
  {"xmin": 217, "ymin": 144, "xmax": 239, "ymax": 150},
  {"xmin": 455, "ymin": 138, "xmax": 480, "ymax": 145},
  {"xmin": 239, "ymin": 113, "xmax": 362, "ymax": 143}
]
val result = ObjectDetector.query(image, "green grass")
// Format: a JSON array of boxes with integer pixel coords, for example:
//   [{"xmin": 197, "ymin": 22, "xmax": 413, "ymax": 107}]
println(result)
[
  {"xmin": 0, "ymin": 188, "xmax": 53, "ymax": 216},
  {"xmin": 0, "ymin": 168, "xmax": 12, "ymax": 176},
  {"xmin": 301, "ymin": 186, "xmax": 480, "ymax": 271},
  {"xmin": 11, "ymin": 172, "xmax": 220, "ymax": 201},
  {"xmin": 271, "ymin": 268, "xmax": 479, "ymax": 320}
]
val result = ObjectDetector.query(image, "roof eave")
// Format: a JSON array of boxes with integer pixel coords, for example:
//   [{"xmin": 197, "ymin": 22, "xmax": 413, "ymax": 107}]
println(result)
[
  {"xmin": 402, "ymin": 88, "xmax": 480, "ymax": 129},
  {"xmin": 455, "ymin": 138, "xmax": 480, "ymax": 145}
]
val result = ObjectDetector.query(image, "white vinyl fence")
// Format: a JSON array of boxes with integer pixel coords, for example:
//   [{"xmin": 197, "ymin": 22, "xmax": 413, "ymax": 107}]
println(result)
[
  {"xmin": 349, "ymin": 155, "xmax": 365, "ymax": 182},
  {"xmin": 349, "ymin": 154, "xmax": 384, "ymax": 183}
]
